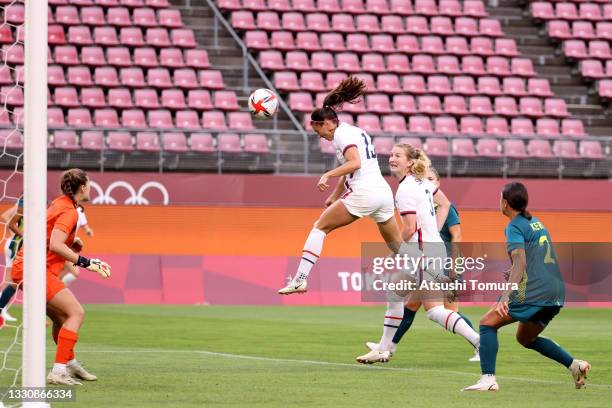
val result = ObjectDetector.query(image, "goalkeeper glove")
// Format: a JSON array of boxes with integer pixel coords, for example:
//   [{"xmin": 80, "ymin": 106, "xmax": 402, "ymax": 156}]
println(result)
[{"xmin": 75, "ymin": 256, "xmax": 111, "ymax": 278}]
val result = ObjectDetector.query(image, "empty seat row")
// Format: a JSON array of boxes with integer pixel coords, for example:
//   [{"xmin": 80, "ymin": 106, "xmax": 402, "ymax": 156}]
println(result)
[
  {"xmin": 263, "ymin": 52, "xmax": 536, "ymax": 75},
  {"xmin": 51, "ymin": 87, "xmax": 237, "ymax": 111},
  {"xmin": 247, "ymin": 31, "xmax": 518, "ymax": 56},
  {"xmin": 232, "ymin": 12, "xmax": 504, "ymax": 37},
  {"xmin": 548, "ymin": 20, "xmax": 612, "ymax": 40},
  {"xmin": 580, "ymin": 59, "xmax": 612, "ymax": 78},
  {"xmin": 221, "ymin": 0, "xmax": 488, "ymax": 17},
  {"xmin": 280, "ymin": 72, "xmax": 552, "ymax": 95},
  {"xmin": 45, "ymin": 0, "xmax": 170, "ymax": 7},
  {"xmin": 562, "ymin": 39, "xmax": 612, "ymax": 59},
  {"xmin": 532, "ymin": 2, "xmax": 612, "ymax": 21}
]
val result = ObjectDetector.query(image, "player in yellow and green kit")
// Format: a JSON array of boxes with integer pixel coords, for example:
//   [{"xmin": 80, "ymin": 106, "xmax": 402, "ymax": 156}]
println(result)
[{"xmin": 463, "ymin": 182, "xmax": 590, "ymax": 391}]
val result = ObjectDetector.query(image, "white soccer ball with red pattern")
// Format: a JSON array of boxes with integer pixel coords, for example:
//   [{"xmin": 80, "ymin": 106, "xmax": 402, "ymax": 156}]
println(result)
[{"xmin": 248, "ymin": 88, "xmax": 279, "ymax": 119}]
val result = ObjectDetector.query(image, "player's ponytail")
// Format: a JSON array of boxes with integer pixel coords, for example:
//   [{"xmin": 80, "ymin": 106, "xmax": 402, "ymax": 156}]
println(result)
[
  {"xmin": 395, "ymin": 144, "xmax": 431, "ymax": 179},
  {"xmin": 60, "ymin": 168, "xmax": 88, "ymax": 202},
  {"xmin": 502, "ymin": 182, "xmax": 532, "ymax": 220},
  {"xmin": 311, "ymin": 76, "xmax": 367, "ymax": 122}
]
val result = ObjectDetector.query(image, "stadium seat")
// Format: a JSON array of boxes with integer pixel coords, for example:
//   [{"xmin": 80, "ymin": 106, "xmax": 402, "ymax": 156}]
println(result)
[
  {"xmin": 421, "ymin": 36, "xmax": 445, "ymax": 55},
  {"xmin": 419, "ymin": 95, "xmax": 442, "ymax": 115},
  {"xmin": 326, "ymin": 72, "xmax": 347, "ymax": 89},
  {"xmin": 301, "ymin": 72, "xmax": 326, "ymax": 92},
  {"xmin": 430, "ymin": 17, "xmax": 452, "ymax": 36},
  {"xmin": 107, "ymin": 87, "xmax": 133, "ymax": 108},
  {"xmin": 163, "ymin": 132, "xmax": 189, "ymax": 152},
  {"xmin": 107, "ymin": 131, "xmax": 134, "ymax": 151},
  {"xmin": 588, "ymin": 41, "xmax": 611, "ymax": 59},
  {"xmin": 268, "ymin": 0, "xmax": 292, "ymax": 11},
  {"xmin": 107, "ymin": 7, "xmax": 132, "ymax": 26},
  {"xmin": 480, "ymin": 19, "xmax": 503, "ymax": 37},
  {"xmin": 495, "ymin": 96, "xmax": 519, "ymax": 116},
  {"xmin": 67, "ymin": 25, "xmax": 92, "ymax": 45},
  {"xmin": 462, "ymin": 56, "xmax": 486, "ymax": 75},
  {"xmin": 161, "ymin": 89, "xmax": 186, "ymax": 109},
  {"xmin": 393, "ymin": 94, "xmax": 416, "ymax": 113},
  {"xmin": 0, "ymin": 66, "xmax": 12, "ymax": 86},
  {"xmin": 95, "ymin": 108, "xmax": 120, "ymax": 127},
  {"xmin": 469, "ymin": 96, "xmax": 493, "ymax": 115},
  {"xmin": 228, "ymin": 112, "xmax": 255, "ymax": 130},
  {"xmin": 357, "ymin": 114, "xmax": 382, "ymax": 133},
  {"xmin": 0, "ymin": 86, "xmax": 23, "ymax": 107},
  {"xmin": 371, "ymin": 34, "xmax": 395, "ymax": 53},
  {"xmin": 119, "ymin": 67, "xmax": 145, "ymax": 87},
  {"xmin": 471, "ymin": 37, "xmax": 494, "ymax": 56},
  {"xmin": 187, "ymin": 90, "xmax": 213, "ymax": 110},
  {"xmin": 495, "ymin": 38, "xmax": 519, "ymax": 57},
  {"xmin": 121, "ymin": 109, "xmax": 147, "ymax": 128},
  {"xmin": 81, "ymin": 131, "xmax": 104, "ymax": 151},
  {"xmin": 56, "ymin": 6, "xmax": 80, "ymax": 25},
  {"xmin": 81, "ymin": 46, "xmax": 106, "ymax": 66},
  {"xmin": 452, "ymin": 138, "xmax": 476, "ymax": 156},
  {"xmin": 202, "ymin": 111, "xmax": 228, "ymax": 129},
  {"xmin": 536, "ymin": 118, "xmax": 559, "ymax": 137},
  {"xmin": 381, "ymin": 15, "xmax": 405, "ymax": 35},
  {"xmin": 286, "ymin": 51, "xmax": 311, "ymax": 71},
  {"xmin": 519, "ymin": 97, "xmax": 544, "ymax": 117},
  {"xmin": 320, "ymin": 33, "xmax": 345, "ymax": 52},
  {"xmin": 476, "ymin": 137, "xmax": 501, "ymax": 157},
  {"xmin": 120, "ymin": 27, "xmax": 145, "ymax": 46},
  {"xmin": 260, "ymin": 50, "xmax": 285, "ymax": 70},
  {"xmin": 66, "ymin": 108, "xmax": 90, "ymax": 127},
  {"xmin": 527, "ymin": 139, "xmax": 553, "ymax": 158},
  {"xmin": 55, "ymin": 45, "xmax": 79, "ymax": 65},
  {"xmin": 282, "ymin": 12, "xmax": 306, "ymax": 31},
  {"xmin": 579, "ymin": 3, "xmax": 602, "ymax": 21},
  {"xmin": 396, "ymin": 35, "xmax": 419, "ymax": 54},
  {"xmin": 53, "ymin": 131, "xmax": 80, "ymax": 151},
  {"xmin": 556, "ymin": 3, "xmax": 578, "ymax": 20},
  {"xmin": 387, "ymin": 54, "xmax": 410, "ymax": 73},
  {"xmin": 596, "ymin": 22, "xmax": 612, "ymax": 40},
  {"xmin": 147, "ymin": 109, "xmax": 174, "ymax": 129},
  {"xmin": 377, "ymin": 74, "xmax": 401, "ymax": 94},
  {"xmin": 174, "ymin": 68, "xmax": 198, "ymax": 89},
  {"xmin": 246, "ymin": 31, "xmax": 270, "ymax": 50},
  {"xmin": 160, "ymin": 48, "xmax": 186, "ymax": 68},
  {"xmin": 487, "ymin": 56, "xmax": 510, "ymax": 76},
  {"xmin": 136, "ymin": 132, "xmax": 161, "ymax": 151},
  {"xmin": 307, "ymin": 13, "xmax": 332, "ymax": 32},
  {"xmin": 336, "ymin": 53, "xmax": 361, "ymax": 73},
  {"xmin": 367, "ymin": 0, "xmax": 389, "ymax": 15},
  {"xmin": 544, "ymin": 98, "xmax": 569, "ymax": 117},
  {"xmin": 107, "ymin": 47, "xmax": 131, "ymax": 66},
  {"xmin": 289, "ymin": 92, "xmax": 314, "ymax": 112},
  {"xmin": 94, "ymin": 66, "xmax": 119, "ymax": 86},
  {"xmin": 373, "ymin": 136, "xmax": 394, "ymax": 155},
  {"xmin": 190, "ymin": 133, "xmax": 216, "ymax": 152},
  {"xmin": 407, "ymin": 16, "xmax": 430, "ymax": 35},
  {"xmin": 133, "ymin": 47, "xmax": 158, "ymax": 67},
  {"xmin": 502, "ymin": 139, "xmax": 526, "ymax": 158},
  {"xmin": 478, "ymin": 76, "xmax": 502, "ymax": 96},
  {"xmin": 511, "ymin": 58, "xmax": 535, "ymax": 77},
  {"xmin": 435, "ymin": 116, "xmax": 459, "ymax": 135},
  {"xmin": 175, "ymin": 110, "xmax": 201, "ymax": 129},
  {"xmin": 134, "ymin": 88, "xmax": 160, "ymax": 108},
  {"xmin": 412, "ymin": 54, "xmax": 436, "ymax": 74},
  {"xmin": 502, "ymin": 77, "xmax": 526, "ymax": 96},
  {"xmin": 459, "ymin": 116, "xmax": 483, "ymax": 135},
  {"xmin": 356, "ymin": 15, "xmax": 380, "ymax": 34},
  {"xmin": 146, "ymin": 28, "xmax": 171, "ymax": 47},
  {"xmin": 561, "ymin": 119, "xmax": 586, "ymax": 137},
  {"xmin": 148, "ymin": 67, "xmax": 172, "ymax": 88},
  {"xmin": 456, "ymin": 17, "xmax": 479, "ymax": 36},
  {"xmin": 453, "ymin": 76, "xmax": 477, "ymax": 95},
  {"xmin": 446, "ymin": 36, "xmax": 469, "ymax": 56},
  {"xmin": 409, "ymin": 115, "xmax": 432, "ymax": 133},
  {"xmin": 563, "ymin": 40, "xmax": 588, "ymax": 59},
  {"xmin": 444, "ymin": 95, "xmax": 468, "ymax": 115},
  {"xmin": 382, "ymin": 115, "xmax": 407, "ymax": 133},
  {"xmin": 362, "ymin": 53, "xmax": 387, "ymax": 73},
  {"xmin": 552, "ymin": 140, "xmax": 579, "ymax": 159},
  {"xmin": 274, "ymin": 71, "xmax": 300, "ymax": 91},
  {"xmin": 465, "ymin": 0, "xmax": 487, "ymax": 17},
  {"xmin": 5, "ymin": 3, "xmax": 25, "ymax": 24},
  {"xmin": 511, "ymin": 118, "xmax": 535, "ymax": 136},
  {"xmin": 294, "ymin": 32, "xmax": 319, "ymax": 52},
  {"xmin": 367, "ymin": 94, "xmax": 391, "ymax": 114},
  {"xmin": 573, "ymin": 21, "xmax": 596, "ymax": 40},
  {"xmin": 158, "ymin": 9, "xmax": 183, "ymax": 28},
  {"xmin": 81, "ymin": 6, "xmax": 106, "ymax": 25},
  {"xmin": 424, "ymin": 138, "xmax": 449, "ymax": 156},
  {"xmin": 199, "ymin": 70, "xmax": 226, "ymax": 89},
  {"xmin": 428, "ymin": 75, "xmax": 452, "ymax": 95},
  {"xmin": 218, "ymin": 133, "xmax": 242, "ymax": 153},
  {"xmin": 258, "ymin": 11, "xmax": 282, "ymax": 31},
  {"xmin": 580, "ymin": 59, "xmax": 604, "ymax": 78},
  {"xmin": 579, "ymin": 140, "xmax": 605, "ymax": 159},
  {"xmin": 54, "ymin": 87, "xmax": 79, "ymax": 108},
  {"xmin": 214, "ymin": 91, "xmax": 240, "ymax": 111}
]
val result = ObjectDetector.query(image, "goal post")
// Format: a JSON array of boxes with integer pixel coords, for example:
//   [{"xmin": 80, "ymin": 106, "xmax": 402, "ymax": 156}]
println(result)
[{"xmin": 22, "ymin": 0, "xmax": 48, "ymax": 404}]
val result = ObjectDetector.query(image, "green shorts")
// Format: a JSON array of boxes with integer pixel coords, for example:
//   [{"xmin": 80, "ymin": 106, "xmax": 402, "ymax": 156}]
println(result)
[{"xmin": 508, "ymin": 304, "xmax": 562, "ymax": 327}]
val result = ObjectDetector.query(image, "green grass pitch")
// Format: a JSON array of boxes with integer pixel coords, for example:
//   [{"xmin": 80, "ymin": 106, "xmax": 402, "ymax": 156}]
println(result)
[{"xmin": 0, "ymin": 305, "xmax": 611, "ymax": 407}]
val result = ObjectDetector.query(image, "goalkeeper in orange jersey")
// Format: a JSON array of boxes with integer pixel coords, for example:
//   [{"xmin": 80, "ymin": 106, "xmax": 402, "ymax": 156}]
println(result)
[{"xmin": 10, "ymin": 168, "xmax": 112, "ymax": 386}]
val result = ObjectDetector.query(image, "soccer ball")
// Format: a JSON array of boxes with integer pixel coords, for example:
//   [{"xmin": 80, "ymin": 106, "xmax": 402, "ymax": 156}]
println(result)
[{"xmin": 248, "ymin": 89, "xmax": 279, "ymax": 119}]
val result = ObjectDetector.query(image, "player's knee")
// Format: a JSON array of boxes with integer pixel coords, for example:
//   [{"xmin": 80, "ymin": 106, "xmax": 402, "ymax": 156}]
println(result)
[
  {"xmin": 516, "ymin": 332, "xmax": 536, "ymax": 347},
  {"xmin": 69, "ymin": 304, "xmax": 85, "ymax": 324}
]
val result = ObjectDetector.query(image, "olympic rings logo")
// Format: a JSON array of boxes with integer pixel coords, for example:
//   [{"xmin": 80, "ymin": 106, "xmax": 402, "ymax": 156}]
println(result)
[{"xmin": 89, "ymin": 181, "xmax": 170, "ymax": 205}]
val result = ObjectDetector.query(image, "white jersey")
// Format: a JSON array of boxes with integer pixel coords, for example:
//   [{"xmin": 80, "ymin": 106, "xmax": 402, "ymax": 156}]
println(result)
[
  {"xmin": 332, "ymin": 122, "xmax": 388, "ymax": 191},
  {"xmin": 76, "ymin": 206, "xmax": 88, "ymax": 230},
  {"xmin": 395, "ymin": 175, "xmax": 443, "ymax": 243}
]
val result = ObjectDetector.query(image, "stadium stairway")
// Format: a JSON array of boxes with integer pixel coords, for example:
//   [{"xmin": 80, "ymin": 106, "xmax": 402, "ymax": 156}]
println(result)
[
  {"xmin": 490, "ymin": 0, "xmax": 612, "ymax": 136},
  {"xmin": 170, "ymin": 0, "xmax": 315, "ymax": 173}
]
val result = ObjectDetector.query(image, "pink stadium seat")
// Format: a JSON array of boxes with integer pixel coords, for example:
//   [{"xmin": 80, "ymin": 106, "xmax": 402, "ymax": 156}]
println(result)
[
  {"xmin": 464, "ymin": 0, "xmax": 487, "ymax": 17},
  {"xmin": 439, "ymin": 0, "xmax": 461, "ymax": 17},
  {"xmin": 397, "ymin": 35, "xmax": 419, "ymax": 54},
  {"xmin": 293, "ymin": 0, "xmax": 316, "ymax": 12},
  {"xmin": 371, "ymin": 35, "xmax": 396, "ymax": 53},
  {"xmin": 0, "ymin": 66, "xmax": 12, "ymax": 85},
  {"xmin": 246, "ymin": 31, "xmax": 270, "ymax": 50},
  {"xmin": 81, "ymin": 46, "xmax": 106, "ymax": 66},
  {"xmin": 67, "ymin": 25, "xmax": 92, "ymax": 45},
  {"xmin": 356, "ymin": 15, "xmax": 380, "ymax": 34},
  {"xmin": 0, "ymin": 25, "xmax": 14, "ymax": 44},
  {"xmin": 295, "ymin": 32, "xmax": 319, "ymax": 51},
  {"xmin": 218, "ymin": 0, "xmax": 242, "ymax": 10},
  {"xmin": 504, "ymin": 139, "xmax": 527, "ymax": 158},
  {"xmin": 511, "ymin": 118, "xmax": 535, "ymax": 136},
  {"xmin": 120, "ymin": 67, "xmax": 146, "ymax": 87},
  {"xmin": 94, "ymin": 26, "xmax": 119, "ymax": 47},
  {"xmin": 495, "ymin": 96, "xmax": 519, "ymax": 116},
  {"xmin": 56, "ymin": 6, "xmax": 80, "ymax": 25},
  {"xmin": 301, "ymin": 72, "xmax": 326, "ymax": 92},
  {"xmin": 121, "ymin": 109, "xmax": 147, "ymax": 128},
  {"xmin": 147, "ymin": 109, "xmax": 173, "ymax": 129},
  {"xmin": 460, "ymin": 116, "xmax": 484, "ymax": 135},
  {"xmin": 412, "ymin": 54, "xmax": 436, "ymax": 74},
  {"xmin": 486, "ymin": 117, "xmax": 509, "ymax": 136},
  {"xmin": 344, "ymin": 0, "xmax": 366, "ymax": 14},
  {"xmin": 148, "ymin": 67, "xmax": 172, "ymax": 88},
  {"xmin": 107, "ymin": 47, "xmax": 131, "ymax": 66},
  {"xmin": 469, "ymin": 96, "xmax": 493, "ymax": 115},
  {"xmin": 556, "ymin": 3, "xmax": 578, "ymax": 20},
  {"xmin": 418, "ymin": 95, "xmax": 442, "ymax": 114},
  {"xmin": 471, "ymin": 37, "xmax": 494, "ymax": 56},
  {"xmin": 94, "ymin": 108, "xmax": 120, "ymax": 128},
  {"xmin": 519, "ymin": 97, "xmax": 543, "ymax": 117},
  {"xmin": 428, "ymin": 75, "xmax": 451, "ymax": 95},
  {"xmin": 47, "ymin": 108, "xmax": 66, "ymax": 127},
  {"xmin": 343, "ymin": 98, "xmax": 366, "ymax": 113},
  {"xmin": 478, "ymin": 76, "xmax": 501, "ymax": 96},
  {"xmin": 462, "ymin": 56, "xmax": 486, "ymax": 75},
  {"xmin": 589, "ymin": 41, "xmax": 611, "ymax": 58},
  {"xmin": 480, "ymin": 19, "xmax": 503, "ymax": 37},
  {"xmin": 330, "ymin": 14, "xmax": 355, "ymax": 33},
  {"xmin": 271, "ymin": 31, "xmax": 295, "ymax": 51},
  {"xmin": 548, "ymin": 21, "xmax": 571, "ymax": 39},
  {"xmin": 120, "ymin": 27, "xmax": 145, "ymax": 46},
  {"xmin": 573, "ymin": 21, "xmax": 595, "ymax": 40},
  {"xmin": 174, "ymin": 68, "xmax": 198, "ymax": 89},
  {"xmin": 133, "ymin": 47, "xmax": 158, "ymax": 67},
  {"xmin": 544, "ymin": 98, "xmax": 569, "ymax": 117},
  {"xmin": 274, "ymin": 71, "xmax": 300, "ymax": 91},
  {"xmin": 387, "ymin": 54, "xmax": 410, "ymax": 73},
  {"xmin": 81, "ymin": 131, "xmax": 104, "ymax": 151},
  {"xmin": 214, "ymin": 91, "xmax": 240, "ymax": 111},
  {"xmin": 406, "ymin": 17, "xmax": 429, "ymax": 35},
  {"xmin": 94, "ymin": 66, "xmax": 119, "ymax": 86},
  {"xmin": 326, "ymin": 72, "xmax": 347, "ymax": 89},
  {"xmin": 403, "ymin": 75, "xmax": 427, "ymax": 94},
  {"xmin": 424, "ymin": 138, "xmax": 449, "ymax": 156},
  {"xmin": 373, "ymin": 136, "xmax": 394, "ymax": 155},
  {"xmin": 267, "ymin": 0, "xmax": 291, "ymax": 11},
  {"xmin": 487, "ymin": 56, "xmax": 510, "ymax": 76},
  {"xmin": 336, "ymin": 53, "xmax": 361, "ymax": 73},
  {"xmin": 136, "ymin": 132, "xmax": 161, "ymax": 152},
  {"xmin": 162, "ymin": 132, "xmax": 189, "ymax": 152},
  {"xmin": 444, "ymin": 95, "xmax": 468, "ymax": 115},
  {"xmin": 320, "ymin": 33, "xmax": 344, "ymax": 52},
  {"xmin": 107, "ymin": 132, "xmax": 134, "ymax": 152},
  {"xmin": 421, "ymin": 36, "xmax": 445, "ymax": 55},
  {"xmin": 218, "ymin": 134, "xmax": 242, "ymax": 153},
  {"xmin": 107, "ymin": 7, "xmax": 132, "ymax": 26},
  {"xmin": 244, "ymin": 134, "xmax": 269, "ymax": 153},
  {"xmin": 286, "ymin": 51, "xmax": 311, "ymax": 71},
  {"xmin": 561, "ymin": 119, "xmax": 586, "ymax": 137},
  {"xmin": 134, "ymin": 88, "xmax": 160, "ymax": 108},
  {"xmin": 553, "ymin": 140, "xmax": 579, "ymax": 159},
  {"xmin": 495, "ymin": 38, "xmax": 519, "ymax": 57},
  {"xmin": 382, "ymin": 115, "xmax": 407, "ymax": 133},
  {"xmin": 536, "ymin": 118, "xmax": 559, "ymax": 137},
  {"xmin": 158, "ymin": 9, "xmax": 183, "ymax": 28},
  {"xmin": 390, "ymin": 0, "xmax": 412, "ymax": 15},
  {"xmin": 133, "ymin": 7, "xmax": 158, "ymax": 27},
  {"xmin": 393, "ymin": 95, "xmax": 416, "ymax": 113},
  {"xmin": 456, "ymin": 18, "xmax": 479, "ymax": 36},
  {"xmin": 415, "ymin": 0, "xmax": 437, "ymax": 16},
  {"xmin": 175, "ymin": 110, "xmax": 200, "ymax": 129},
  {"xmin": 381, "ymin": 15, "xmax": 405, "ymax": 35},
  {"xmin": 355, "ymin": 73, "xmax": 376, "ymax": 91},
  {"xmin": 563, "ymin": 40, "xmax": 588, "ymax": 59},
  {"xmin": 580, "ymin": 59, "xmax": 604, "ymax": 78},
  {"xmin": 398, "ymin": 136, "xmax": 422, "ymax": 148},
  {"xmin": 580, "ymin": 140, "xmax": 605, "ymax": 159},
  {"xmin": 527, "ymin": 139, "xmax": 553, "ymax": 158},
  {"xmin": 337, "ymin": 113, "xmax": 354, "ymax": 125},
  {"xmin": 67, "ymin": 66, "xmax": 92, "ymax": 86},
  {"xmin": 377, "ymin": 74, "xmax": 401, "ymax": 93},
  {"xmin": 453, "ymin": 76, "xmax": 477, "ymax": 95},
  {"xmin": 54, "ymin": 87, "xmax": 79, "ymax": 108},
  {"xmin": 5, "ymin": 3, "xmax": 25, "ymax": 24},
  {"xmin": 306, "ymin": 13, "xmax": 331, "ymax": 32},
  {"xmin": 55, "ymin": 45, "xmax": 79, "ymax": 65},
  {"xmin": 187, "ymin": 89, "xmax": 213, "ymax": 110},
  {"xmin": 146, "ymin": 28, "xmax": 171, "ymax": 47},
  {"xmin": 357, "ymin": 114, "xmax": 382, "ymax": 133},
  {"xmin": 451, "ymin": 138, "xmax": 476, "ymax": 156},
  {"xmin": 501, "ymin": 77, "xmax": 526, "ymax": 96},
  {"xmin": 580, "ymin": 3, "xmax": 602, "ymax": 21},
  {"xmin": 435, "ymin": 117, "xmax": 459, "ymax": 135},
  {"xmin": 156, "ymin": 49, "xmax": 184, "ymax": 69},
  {"xmin": 366, "ymin": 0, "xmax": 389, "ymax": 15},
  {"xmin": 318, "ymin": 0, "xmax": 341, "ymax": 13},
  {"xmin": 367, "ymin": 94, "xmax": 391, "ymax": 114},
  {"xmin": 260, "ymin": 50, "xmax": 285, "ymax": 70},
  {"xmin": 430, "ymin": 17, "xmax": 453, "ymax": 36},
  {"xmin": 190, "ymin": 133, "xmax": 216, "ymax": 152},
  {"xmin": 107, "ymin": 87, "xmax": 134, "ymax": 108},
  {"xmin": 185, "ymin": 49, "xmax": 210, "ymax": 69},
  {"xmin": 603, "ymin": 5, "xmax": 612, "ymax": 21},
  {"xmin": 282, "ymin": 12, "xmax": 306, "ymax": 31},
  {"xmin": 161, "ymin": 89, "xmax": 186, "ymax": 109},
  {"xmin": 362, "ymin": 53, "xmax": 386, "ymax": 73},
  {"xmin": 258, "ymin": 11, "xmax": 282, "ymax": 30},
  {"xmin": 0, "ymin": 86, "xmax": 22, "ymax": 107},
  {"xmin": 531, "ymin": 2, "xmax": 554, "ymax": 20},
  {"xmin": 228, "ymin": 111, "xmax": 255, "ymax": 130},
  {"xmin": 476, "ymin": 138, "xmax": 502, "ymax": 157}
]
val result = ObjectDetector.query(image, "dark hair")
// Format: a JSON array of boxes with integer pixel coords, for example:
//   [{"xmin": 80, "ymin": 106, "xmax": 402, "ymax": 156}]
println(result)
[
  {"xmin": 310, "ymin": 76, "xmax": 367, "ymax": 122},
  {"xmin": 60, "ymin": 168, "xmax": 88, "ymax": 201},
  {"xmin": 502, "ymin": 182, "xmax": 532, "ymax": 220},
  {"xmin": 428, "ymin": 166, "xmax": 440, "ymax": 181}
]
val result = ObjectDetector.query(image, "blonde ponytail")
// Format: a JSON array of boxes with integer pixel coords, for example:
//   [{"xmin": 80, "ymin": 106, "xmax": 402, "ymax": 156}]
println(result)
[{"xmin": 394, "ymin": 144, "xmax": 431, "ymax": 179}]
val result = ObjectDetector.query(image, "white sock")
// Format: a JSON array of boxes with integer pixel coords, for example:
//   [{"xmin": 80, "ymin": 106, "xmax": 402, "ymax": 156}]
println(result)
[
  {"xmin": 53, "ymin": 363, "xmax": 67, "ymax": 374},
  {"xmin": 379, "ymin": 302, "xmax": 404, "ymax": 349},
  {"xmin": 426, "ymin": 305, "xmax": 480, "ymax": 348},
  {"xmin": 296, "ymin": 228, "xmax": 326, "ymax": 281},
  {"xmin": 67, "ymin": 359, "xmax": 77, "ymax": 367},
  {"xmin": 482, "ymin": 374, "xmax": 496, "ymax": 382},
  {"xmin": 62, "ymin": 273, "xmax": 77, "ymax": 286}
]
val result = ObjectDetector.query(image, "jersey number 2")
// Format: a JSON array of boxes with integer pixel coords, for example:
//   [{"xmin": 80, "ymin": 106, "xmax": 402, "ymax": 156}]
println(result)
[
  {"xmin": 538, "ymin": 235, "xmax": 556, "ymax": 264},
  {"xmin": 361, "ymin": 133, "xmax": 377, "ymax": 160}
]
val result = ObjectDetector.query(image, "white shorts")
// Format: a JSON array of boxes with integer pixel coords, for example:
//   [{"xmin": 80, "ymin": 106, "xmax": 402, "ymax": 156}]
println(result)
[
  {"xmin": 4, "ymin": 238, "xmax": 14, "ymax": 268},
  {"xmin": 340, "ymin": 184, "xmax": 395, "ymax": 223}
]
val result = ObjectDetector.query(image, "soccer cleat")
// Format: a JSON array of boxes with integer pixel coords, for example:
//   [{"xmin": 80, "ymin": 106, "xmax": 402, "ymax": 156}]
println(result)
[
  {"xmin": 356, "ymin": 349, "xmax": 391, "ymax": 364},
  {"xmin": 67, "ymin": 361, "xmax": 98, "ymax": 381},
  {"xmin": 1, "ymin": 309, "xmax": 16, "ymax": 322},
  {"xmin": 47, "ymin": 371, "xmax": 82, "ymax": 386},
  {"xmin": 469, "ymin": 348, "xmax": 480, "ymax": 362},
  {"xmin": 461, "ymin": 375, "xmax": 499, "ymax": 391},
  {"xmin": 569, "ymin": 359, "xmax": 591, "ymax": 389},
  {"xmin": 365, "ymin": 341, "xmax": 397, "ymax": 355},
  {"xmin": 278, "ymin": 275, "xmax": 307, "ymax": 295}
]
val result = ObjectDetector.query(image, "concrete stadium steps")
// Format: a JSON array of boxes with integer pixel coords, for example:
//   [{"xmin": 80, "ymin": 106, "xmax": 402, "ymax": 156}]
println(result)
[{"xmin": 490, "ymin": 0, "xmax": 612, "ymax": 136}]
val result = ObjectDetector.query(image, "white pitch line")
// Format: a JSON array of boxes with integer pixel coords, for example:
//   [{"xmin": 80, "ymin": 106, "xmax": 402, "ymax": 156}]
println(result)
[{"xmin": 76, "ymin": 348, "xmax": 612, "ymax": 390}]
